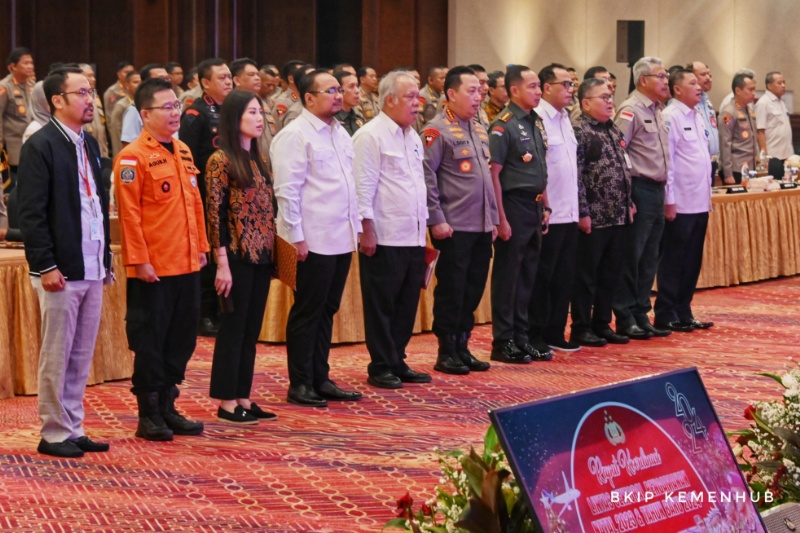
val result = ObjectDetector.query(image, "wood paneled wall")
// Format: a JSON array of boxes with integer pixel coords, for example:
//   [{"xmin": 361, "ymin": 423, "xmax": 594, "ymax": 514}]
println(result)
[{"xmin": 1, "ymin": 0, "xmax": 446, "ymax": 93}]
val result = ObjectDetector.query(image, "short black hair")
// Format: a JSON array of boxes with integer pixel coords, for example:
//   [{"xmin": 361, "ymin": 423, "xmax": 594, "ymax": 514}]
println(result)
[
  {"xmin": 166, "ymin": 62, "xmax": 182, "ymax": 74},
  {"xmin": 732, "ymin": 72, "xmax": 754, "ymax": 93},
  {"xmin": 333, "ymin": 63, "xmax": 354, "ymax": 72},
  {"xmin": 140, "ymin": 63, "xmax": 166, "ymax": 81},
  {"xmin": 197, "ymin": 58, "xmax": 227, "ymax": 81},
  {"xmin": 43, "ymin": 66, "xmax": 83, "ymax": 115},
  {"xmin": 334, "ymin": 70, "xmax": 357, "ymax": 87},
  {"xmin": 467, "ymin": 64, "xmax": 486, "ymax": 73},
  {"xmin": 298, "ymin": 68, "xmax": 332, "ymax": 106},
  {"xmin": 116, "ymin": 60, "xmax": 133, "ymax": 72},
  {"xmin": 48, "ymin": 62, "xmax": 66, "ymax": 75},
  {"xmin": 505, "ymin": 64, "xmax": 532, "ymax": 91},
  {"xmin": 766, "ymin": 71, "xmax": 782, "ymax": 86},
  {"xmin": 134, "ymin": 78, "xmax": 173, "ymax": 112},
  {"xmin": 668, "ymin": 68, "xmax": 693, "ymax": 96},
  {"xmin": 487, "ymin": 70, "xmax": 504, "ymax": 89},
  {"xmin": 577, "ymin": 78, "xmax": 608, "ymax": 103},
  {"xmin": 583, "ymin": 66, "xmax": 609, "ymax": 80},
  {"xmin": 428, "ymin": 66, "xmax": 446, "ymax": 79},
  {"xmin": 125, "ymin": 70, "xmax": 140, "ymax": 83},
  {"xmin": 281, "ymin": 60, "xmax": 308, "ymax": 82},
  {"xmin": 357, "ymin": 66, "xmax": 375, "ymax": 79},
  {"xmin": 443, "ymin": 65, "xmax": 476, "ymax": 100},
  {"xmin": 7, "ymin": 47, "xmax": 31, "ymax": 66},
  {"xmin": 566, "ymin": 67, "xmax": 577, "ymax": 73},
  {"xmin": 260, "ymin": 65, "xmax": 279, "ymax": 77},
  {"xmin": 230, "ymin": 57, "xmax": 257, "ymax": 78},
  {"xmin": 539, "ymin": 63, "xmax": 567, "ymax": 85}
]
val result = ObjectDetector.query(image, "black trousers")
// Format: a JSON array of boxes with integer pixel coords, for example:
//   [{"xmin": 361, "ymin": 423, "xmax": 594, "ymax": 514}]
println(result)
[
  {"xmin": 359, "ymin": 245, "xmax": 426, "ymax": 377},
  {"xmin": 528, "ymin": 222, "xmax": 578, "ymax": 342},
  {"xmin": 127, "ymin": 273, "xmax": 200, "ymax": 394},
  {"xmin": 209, "ymin": 254, "xmax": 272, "ymax": 400},
  {"xmin": 199, "ymin": 261, "xmax": 219, "ymax": 321},
  {"xmin": 431, "ymin": 231, "xmax": 492, "ymax": 337},
  {"xmin": 654, "ymin": 212, "xmax": 709, "ymax": 324},
  {"xmin": 286, "ymin": 251, "xmax": 351, "ymax": 389},
  {"xmin": 571, "ymin": 225, "xmax": 626, "ymax": 334},
  {"xmin": 613, "ymin": 178, "xmax": 665, "ymax": 329},
  {"xmin": 491, "ymin": 191, "xmax": 541, "ymax": 346}
]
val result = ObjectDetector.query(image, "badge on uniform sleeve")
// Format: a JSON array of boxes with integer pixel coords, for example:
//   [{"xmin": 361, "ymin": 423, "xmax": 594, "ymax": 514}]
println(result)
[
  {"xmin": 522, "ymin": 152, "xmax": 533, "ymax": 163},
  {"xmin": 618, "ymin": 110, "xmax": 634, "ymax": 121},
  {"xmin": 423, "ymin": 128, "xmax": 440, "ymax": 148},
  {"xmin": 723, "ymin": 115, "xmax": 731, "ymax": 126},
  {"xmin": 459, "ymin": 160, "xmax": 473, "ymax": 173},
  {"xmin": 491, "ymin": 126, "xmax": 504, "ymax": 136},
  {"xmin": 276, "ymin": 104, "xmax": 288, "ymax": 117},
  {"xmin": 120, "ymin": 167, "xmax": 135, "ymax": 184}
]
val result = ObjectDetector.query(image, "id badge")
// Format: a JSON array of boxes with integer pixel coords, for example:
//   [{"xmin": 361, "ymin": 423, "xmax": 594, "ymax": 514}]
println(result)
[
  {"xmin": 90, "ymin": 219, "xmax": 102, "ymax": 241},
  {"xmin": 623, "ymin": 153, "xmax": 633, "ymax": 169}
]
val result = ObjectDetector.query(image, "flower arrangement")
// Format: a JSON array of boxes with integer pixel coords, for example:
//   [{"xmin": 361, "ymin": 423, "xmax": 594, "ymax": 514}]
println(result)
[
  {"xmin": 729, "ymin": 361, "xmax": 800, "ymax": 510},
  {"xmin": 383, "ymin": 426, "xmax": 541, "ymax": 533}
]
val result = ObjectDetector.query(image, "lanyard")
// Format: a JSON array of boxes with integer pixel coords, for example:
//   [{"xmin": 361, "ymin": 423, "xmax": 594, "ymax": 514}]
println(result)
[{"xmin": 77, "ymin": 143, "xmax": 99, "ymax": 218}]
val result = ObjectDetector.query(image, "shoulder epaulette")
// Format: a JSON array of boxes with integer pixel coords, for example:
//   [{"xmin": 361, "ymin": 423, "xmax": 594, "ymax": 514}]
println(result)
[{"xmin": 498, "ymin": 111, "xmax": 512, "ymax": 123}]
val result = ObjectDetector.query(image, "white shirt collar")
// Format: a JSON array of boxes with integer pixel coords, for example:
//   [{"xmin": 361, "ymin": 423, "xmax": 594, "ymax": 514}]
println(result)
[
  {"xmin": 301, "ymin": 107, "xmax": 342, "ymax": 133},
  {"xmin": 671, "ymin": 99, "xmax": 695, "ymax": 116},
  {"xmin": 536, "ymin": 98, "xmax": 564, "ymax": 120},
  {"xmin": 53, "ymin": 116, "xmax": 85, "ymax": 145}
]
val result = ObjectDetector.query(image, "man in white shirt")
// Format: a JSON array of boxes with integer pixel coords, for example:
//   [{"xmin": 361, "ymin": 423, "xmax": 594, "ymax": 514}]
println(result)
[
  {"xmin": 529, "ymin": 64, "xmax": 581, "ymax": 353},
  {"xmin": 271, "ymin": 69, "xmax": 363, "ymax": 407},
  {"xmin": 353, "ymin": 71, "xmax": 432, "ymax": 390},
  {"xmin": 653, "ymin": 69, "xmax": 714, "ymax": 333},
  {"xmin": 756, "ymin": 71, "xmax": 794, "ymax": 177}
]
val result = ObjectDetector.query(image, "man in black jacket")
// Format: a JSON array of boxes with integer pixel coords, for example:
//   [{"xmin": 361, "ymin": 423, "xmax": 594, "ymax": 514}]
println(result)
[{"xmin": 17, "ymin": 66, "xmax": 112, "ymax": 458}]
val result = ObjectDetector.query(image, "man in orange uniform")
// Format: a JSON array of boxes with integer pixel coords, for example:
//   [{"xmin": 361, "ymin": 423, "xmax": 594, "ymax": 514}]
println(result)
[{"xmin": 114, "ymin": 78, "xmax": 210, "ymax": 442}]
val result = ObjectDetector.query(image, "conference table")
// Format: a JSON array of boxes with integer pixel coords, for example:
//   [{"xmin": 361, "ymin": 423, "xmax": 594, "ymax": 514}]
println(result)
[
  {"xmin": 3, "ymin": 188, "xmax": 800, "ymax": 398},
  {"xmin": 0, "ymin": 247, "xmax": 131, "ymax": 399}
]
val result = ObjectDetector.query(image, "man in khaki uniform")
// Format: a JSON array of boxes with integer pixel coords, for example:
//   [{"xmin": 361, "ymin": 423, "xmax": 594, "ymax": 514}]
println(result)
[
  {"xmin": 420, "ymin": 66, "xmax": 447, "ymax": 124},
  {"xmin": 357, "ymin": 66, "xmax": 379, "ymax": 122},
  {"xmin": 258, "ymin": 66, "xmax": 280, "ymax": 111},
  {"xmin": 484, "ymin": 71, "xmax": 508, "ymax": 124},
  {"xmin": 719, "ymin": 72, "xmax": 758, "ymax": 185},
  {"xmin": 612, "ymin": 56, "xmax": 672, "ymax": 340},
  {"xmin": 109, "ymin": 70, "xmax": 141, "ymax": 157},
  {"xmin": 0, "ymin": 47, "xmax": 36, "ymax": 190},
  {"xmin": 103, "ymin": 60, "xmax": 133, "ymax": 118},
  {"xmin": 272, "ymin": 61, "xmax": 310, "ymax": 132},
  {"xmin": 468, "ymin": 64, "xmax": 491, "ymax": 129},
  {"xmin": 80, "ymin": 64, "xmax": 109, "ymax": 158}
]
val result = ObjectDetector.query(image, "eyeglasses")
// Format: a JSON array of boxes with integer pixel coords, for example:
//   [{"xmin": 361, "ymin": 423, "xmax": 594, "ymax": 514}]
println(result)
[
  {"xmin": 552, "ymin": 80, "xmax": 575, "ymax": 89},
  {"xmin": 310, "ymin": 87, "xmax": 345, "ymax": 95},
  {"xmin": 60, "ymin": 88, "xmax": 97, "ymax": 99},
  {"xmin": 585, "ymin": 94, "xmax": 614, "ymax": 102},
  {"xmin": 644, "ymin": 73, "xmax": 669, "ymax": 81},
  {"xmin": 143, "ymin": 102, "xmax": 183, "ymax": 112}
]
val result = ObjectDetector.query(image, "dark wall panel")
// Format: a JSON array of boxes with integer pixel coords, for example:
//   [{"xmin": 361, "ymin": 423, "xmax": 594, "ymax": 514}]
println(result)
[{"xmin": 0, "ymin": 0, "xmax": 446, "ymax": 95}]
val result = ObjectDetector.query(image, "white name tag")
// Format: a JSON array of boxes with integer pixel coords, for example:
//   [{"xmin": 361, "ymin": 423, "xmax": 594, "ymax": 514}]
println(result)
[
  {"xmin": 90, "ymin": 219, "xmax": 102, "ymax": 241},
  {"xmin": 623, "ymin": 153, "xmax": 633, "ymax": 170}
]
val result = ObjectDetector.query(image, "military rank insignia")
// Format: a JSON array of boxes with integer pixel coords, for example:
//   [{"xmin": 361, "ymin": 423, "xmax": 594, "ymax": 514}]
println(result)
[{"xmin": 423, "ymin": 129, "xmax": 440, "ymax": 148}]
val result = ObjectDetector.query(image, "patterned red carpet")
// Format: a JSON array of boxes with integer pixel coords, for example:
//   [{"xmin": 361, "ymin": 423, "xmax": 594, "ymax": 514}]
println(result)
[{"xmin": 1, "ymin": 277, "xmax": 797, "ymax": 532}]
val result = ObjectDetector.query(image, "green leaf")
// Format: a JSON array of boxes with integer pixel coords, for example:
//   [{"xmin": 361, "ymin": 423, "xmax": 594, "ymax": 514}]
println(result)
[
  {"xmin": 773, "ymin": 427, "xmax": 800, "ymax": 448},
  {"xmin": 461, "ymin": 453, "xmax": 487, "ymax": 497},
  {"xmin": 759, "ymin": 372, "xmax": 786, "ymax": 386},
  {"xmin": 484, "ymin": 426, "xmax": 499, "ymax": 464},
  {"xmin": 446, "ymin": 449, "xmax": 465, "ymax": 459}
]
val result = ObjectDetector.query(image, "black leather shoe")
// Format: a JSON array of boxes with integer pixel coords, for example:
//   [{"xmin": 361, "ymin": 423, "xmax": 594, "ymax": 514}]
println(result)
[
  {"xmin": 395, "ymin": 368, "xmax": 432, "ymax": 384},
  {"xmin": 570, "ymin": 330, "xmax": 608, "ymax": 347},
  {"xmin": 38, "ymin": 439, "xmax": 84, "ymax": 458},
  {"xmin": 455, "ymin": 332, "xmax": 490, "ymax": 371},
  {"xmin": 198, "ymin": 317, "xmax": 219, "ymax": 337},
  {"xmin": 287, "ymin": 384, "xmax": 328, "ymax": 407},
  {"xmin": 244, "ymin": 402, "xmax": 277, "ymax": 421},
  {"xmin": 368, "ymin": 372, "xmax": 403, "ymax": 389},
  {"xmin": 686, "ymin": 318, "xmax": 713, "ymax": 329},
  {"xmin": 516, "ymin": 343, "xmax": 553, "ymax": 362},
  {"xmin": 71, "ymin": 436, "xmax": 110, "ymax": 452},
  {"xmin": 545, "ymin": 336, "xmax": 581, "ymax": 352},
  {"xmin": 639, "ymin": 321, "xmax": 672, "ymax": 337},
  {"xmin": 594, "ymin": 328, "xmax": 630, "ymax": 344},
  {"xmin": 434, "ymin": 356, "xmax": 470, "ymax": 375},
  {"xmin": 655, "ymin": 320, "xmax": 695, "ymax": 333},
  {"xmin": 490, "ymin": 340, "xmax": 532, "ymax": 364},
  {"xmin": 317, "ymin": 381, "xmax": 363, "ymax": 401},
  {"xmin": 617, "ymin": 324, "xmax": 652, "ymax": 340}
]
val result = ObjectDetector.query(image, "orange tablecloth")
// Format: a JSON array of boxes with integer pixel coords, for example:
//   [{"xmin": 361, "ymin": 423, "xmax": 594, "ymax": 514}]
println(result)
[
  {"xmin": 0, "ymin": 247, "xmax": 131, "ymax": 399},
  {"xmin": 697, "ymin": 188, "xmax": 800, "ymax": 288}
]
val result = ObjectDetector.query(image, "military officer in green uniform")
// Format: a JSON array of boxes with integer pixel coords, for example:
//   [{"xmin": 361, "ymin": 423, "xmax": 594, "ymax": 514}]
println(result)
[
  {"xmin": 488, "ymin": 65, "xmax": 551, "ymax": 365},
  {"xmin": 335, "ymin": 70, "xmax": 364, "ymax": 136}
]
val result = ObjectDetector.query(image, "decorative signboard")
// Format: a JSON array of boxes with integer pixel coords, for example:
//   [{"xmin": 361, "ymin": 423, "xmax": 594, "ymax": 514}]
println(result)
[{"xmin": 489, "ymin": 368, "xmax": 766, "ymax": 532}]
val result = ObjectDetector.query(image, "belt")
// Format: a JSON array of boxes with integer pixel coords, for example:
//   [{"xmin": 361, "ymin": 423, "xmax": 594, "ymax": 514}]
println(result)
[
  {"xmin": 632, "ymin": 175, "xmax": 666, "ymax": 187},
  {"xmin": 504, "ymin": 189, "xmax": 543, "ymax": 201}
]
